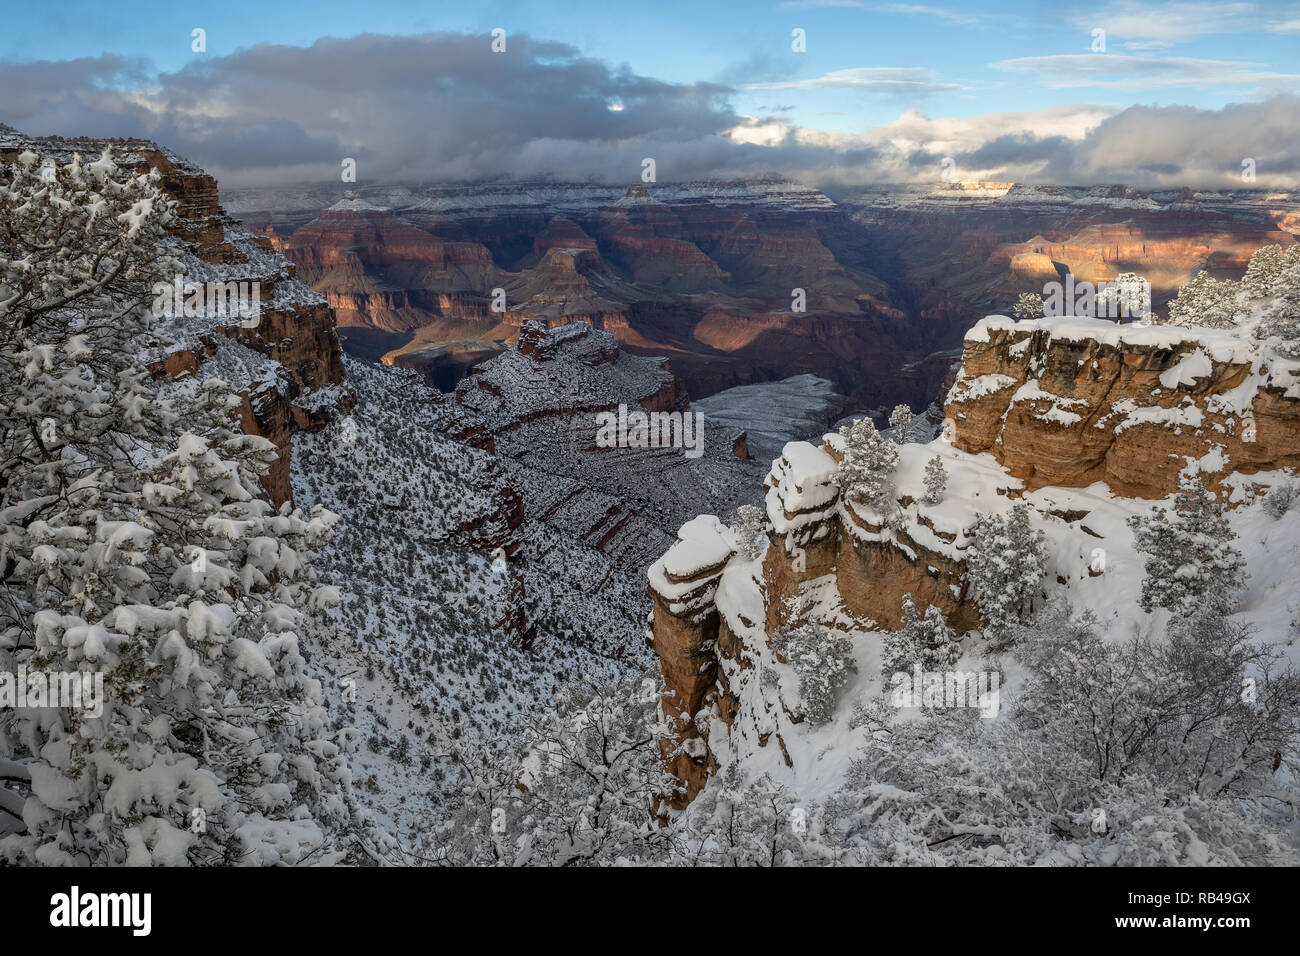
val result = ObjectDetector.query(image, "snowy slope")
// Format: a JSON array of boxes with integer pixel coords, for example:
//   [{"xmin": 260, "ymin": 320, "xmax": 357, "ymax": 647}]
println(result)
[
  {"xmin": 691, "ymin": 374, "xmax": 849, "ymax": 466},
  {"xmin": 289, "ymin": 356, "xmax": 653, "ymax": 839},
  {"xmin": 696, "ymin": 434, "xmax": 1300, "ymax": 810}
]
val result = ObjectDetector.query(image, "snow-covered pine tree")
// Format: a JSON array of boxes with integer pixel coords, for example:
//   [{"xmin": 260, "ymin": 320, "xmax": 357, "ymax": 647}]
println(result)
[
  {"xmin": 1126, "ymin": 477, "xmax": 1246, "ymax": 615},
  {"xmin": 835, "ymin": 416, "xmax": 899, "ymax": 507},
  {"xmin": 965, "ymin": 503, "xmax": 1048, "ymax": 641},
  {"xmin": 1011, "ymin": 292, "xmax": 1044, "ymax": 321},
  {"xmin": 1164, "ymin": 245, "xmax": 1300, "ymax": 346},
  {"xmin": 729, "ymin": 503, "xmax": 766, "ymax": 561},
  {"xmin": 1096, "ymin": 271, "xmax": 1151, "ymax": 321},
  {"xmin": 880, "ymin": 593, "xmax": 958, "ymax": 681},
  {"xmin": 1262, "ymin": 481, "xmax": 1298, "ymax": 520},
  {"xmin": 922, "ymin": 455, "xmax": 947, "ymax": 505},
  {"xmin": 1241, "ymin": 244, "xmax": 1299, "ymax": 301},
  {"xmin": 771, "ymin": 622, "xmax": 856, "ymax": 726},
  {"xmin": 0, "ymin": 148, "xmax": 363, "ymax": 865},
  {"xmin": 1165, "ymin": 270, "xmax": 1242, "ymax": 329},
  {"xmin": 888, "ymin": 404, "xmax": 914, "ymax": 442},
  {"xmin": 1254, "ymin": 279, "xmax": 1300, "ymax": 357}
]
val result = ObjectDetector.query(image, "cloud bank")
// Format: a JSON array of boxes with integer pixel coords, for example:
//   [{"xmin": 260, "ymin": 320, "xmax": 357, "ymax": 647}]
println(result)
[{"xmin": 0, "ymin": 32, "xmax": 1297, "ymax": 189}]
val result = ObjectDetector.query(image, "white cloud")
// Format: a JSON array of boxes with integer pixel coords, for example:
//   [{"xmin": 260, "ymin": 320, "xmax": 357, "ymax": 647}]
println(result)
[
  {"xmin": 994, "ymin": 52, "xmax": 1300, "ymax": 90},
  {"xmin": 875, "ymin": 4, "xmax": 982, "ymax": 25},
  {"xmin": 1068, "ymin": 2, "xmax": 1300, "ymax": 46},
  {"xmin": 727, "ymin": 118, "xmax": 792, "ymax": 146},
  {"xmin": 1069, "ymin": 2, "xmax": 1260, "ymax": 46},
  {"xmin": 745, "ymin": 66, "xmax": 962, "ymax": 93},
  {"xmin": 777, "ymin": 0, "xmax": 989, "ymax": 23}
]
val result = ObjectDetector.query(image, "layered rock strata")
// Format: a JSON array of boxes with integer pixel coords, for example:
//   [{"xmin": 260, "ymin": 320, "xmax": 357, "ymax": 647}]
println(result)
[{"xmin": 946, "ymin": 316, "xmax": 1300, "ymax": 498}]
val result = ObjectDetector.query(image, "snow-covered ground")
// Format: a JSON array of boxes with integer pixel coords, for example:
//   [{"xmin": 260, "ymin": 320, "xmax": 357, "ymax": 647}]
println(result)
[
  {"xmin": 701, "ymin": 432, "xmax": 1300, "ymax": 807},
  {"xmin": 692, "ymin": 374, "xmax": 848, "ymax": 466},
  {"xmin": 289, "ymin": 356, "xmax": 653, "ymax": 839}
]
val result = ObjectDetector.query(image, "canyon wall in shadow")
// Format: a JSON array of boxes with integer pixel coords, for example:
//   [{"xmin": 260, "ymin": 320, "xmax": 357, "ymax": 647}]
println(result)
[{"xmin": 225, "ymin": 180, "xmax": 1299, "ymax": 415}]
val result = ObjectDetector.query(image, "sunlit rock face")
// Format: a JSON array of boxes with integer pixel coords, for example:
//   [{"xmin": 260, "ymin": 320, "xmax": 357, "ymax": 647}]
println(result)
[{"xmin": 947, "ymin": 316, "xmax": 1300, "ymax": 498}]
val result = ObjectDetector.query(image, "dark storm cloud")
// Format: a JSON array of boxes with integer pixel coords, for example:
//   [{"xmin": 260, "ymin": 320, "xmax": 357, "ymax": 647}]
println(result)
[
  {"xmin": 159, "ymin": 119, "xmax": 347, "ymax": 170},
  {"xmin": 904, "ymin": 146, "xmax": 944, "ymax": 166},
  {"xmin": 1038, "ymin": 97, "xmax": 1300, "ymax": 187},
  {"xmin": 0, "ymin": 33, "xmax": 742, "ymax": 184},
  {"xmin": 0, "ymin": 54, "xmax": 158, "ymax": 138},
  {"xmin": 957, "ymin": 132, "xmax": 1074, "ymax": 169},
  {"xmin": 0, "ymin": 54, "xmax": 148, "ymax": 108}
]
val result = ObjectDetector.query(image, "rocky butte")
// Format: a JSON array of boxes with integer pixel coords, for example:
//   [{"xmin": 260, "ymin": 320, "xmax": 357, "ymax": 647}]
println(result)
[
  {"xmin": 647, "ymin": 312, "xmax": 1300, "ymax": 809},
  {"xmin": 947, "ymin": 316, "xmax": 1300, "ymax": 496}
]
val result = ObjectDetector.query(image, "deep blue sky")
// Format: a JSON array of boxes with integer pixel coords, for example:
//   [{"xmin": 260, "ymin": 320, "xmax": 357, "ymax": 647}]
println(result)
[
  {"xmin": 7, "ymin": 0, "xmax": 1298, "ymax": 125},
  {"xmin": 2, "ymin": 1, "xmax": 1297, "ymax": 186}
]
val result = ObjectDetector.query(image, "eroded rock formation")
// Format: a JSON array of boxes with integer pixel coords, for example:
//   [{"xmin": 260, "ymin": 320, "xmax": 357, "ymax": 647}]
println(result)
[
  {"xmin": 946, "ymin": 316, "xmax": 1300, "ymax": 497},
  {"xmin": 648, "ymin": 312, "xmax": 1300, "ymax": 808},
  {"xmin": 649, "ymin": 439, "xmax": 993, "ymax": 808}
]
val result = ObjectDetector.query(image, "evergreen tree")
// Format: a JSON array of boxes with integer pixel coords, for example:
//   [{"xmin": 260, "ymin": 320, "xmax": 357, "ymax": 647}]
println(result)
[
  {"xmin": 880, "ymin": 593, "xmax": 958, "ymax": 681},
  {"xmin": 772, "ymin": 622, "xmax": 856, "ymax": 726},
  {"xmin": 888, "ymin": 404, "xmax": 915, "ymax": 442},
  {"xmin": 1261, "ymin": 481, "xmax": 1298, "ymax": 520},
  {"xmin": 1254, "ymin": 279, "xmax": 1300, "ymax": 357},
  {"xmin": 0, "ymin": 148, "xmax": 360, "ymax": 865},
  {"xmin": 965, "ymin": 503, "xmax": 1048, "ymax": 641},
  {"xmin": 1096, "ymin": 272, "xmax": 1151, "ymax": 321},
  {"xmin": 835, "ymin": 416, "xmax": 899, "ymax": 507},
  {"xmin": 922, "ymin": 455, "xmax": 947, "ymax": 505},
  {"xmin": 1165, "ymin": 270, "xmax": 1241, "ymax": 328},
  {"xmin": 729, "ymin": 504, "xmax": 766, "ymax": 561},
  {"xmin": 1241, "ymin": 244, "xmax": 1299, "ymax": 301},
  {"xmin": 1127, "ymin": 477, "xmax": 1246, "ymax": 615},
  {"xmin": 1011, "ymin": 292, "xmax": 1044, "ymax": 321}
]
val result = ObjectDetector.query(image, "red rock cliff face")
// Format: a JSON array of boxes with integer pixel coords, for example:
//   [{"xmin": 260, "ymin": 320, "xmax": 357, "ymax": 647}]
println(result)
[
  {"xmin": 0, "ymin": 129, "xmax": 353, "ymax": 506},
  {"xmin": 165, "ymin": 229, "xmax": 352, "ymax": 507},
  {"xmin": 648, "ymin": 440, "xmax": 985, "ymax": 810},
  {"xmin": 850, "ymin": 190, "xmax": 1297, "ymax": 322},
  {"xmin": 240, "ymin": 183, "xmax": 938, "ymax": 407},
  {"xmin": 946, "ymin": 316, "xmax": 1300, "ymax": 498},
  {"xmin": 648, "ymin": 533, "xmax": 731, "ymax": 808},
  {"xmin": 284, "ymin": 206, "xmax": 497, "ymax": 335}
]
